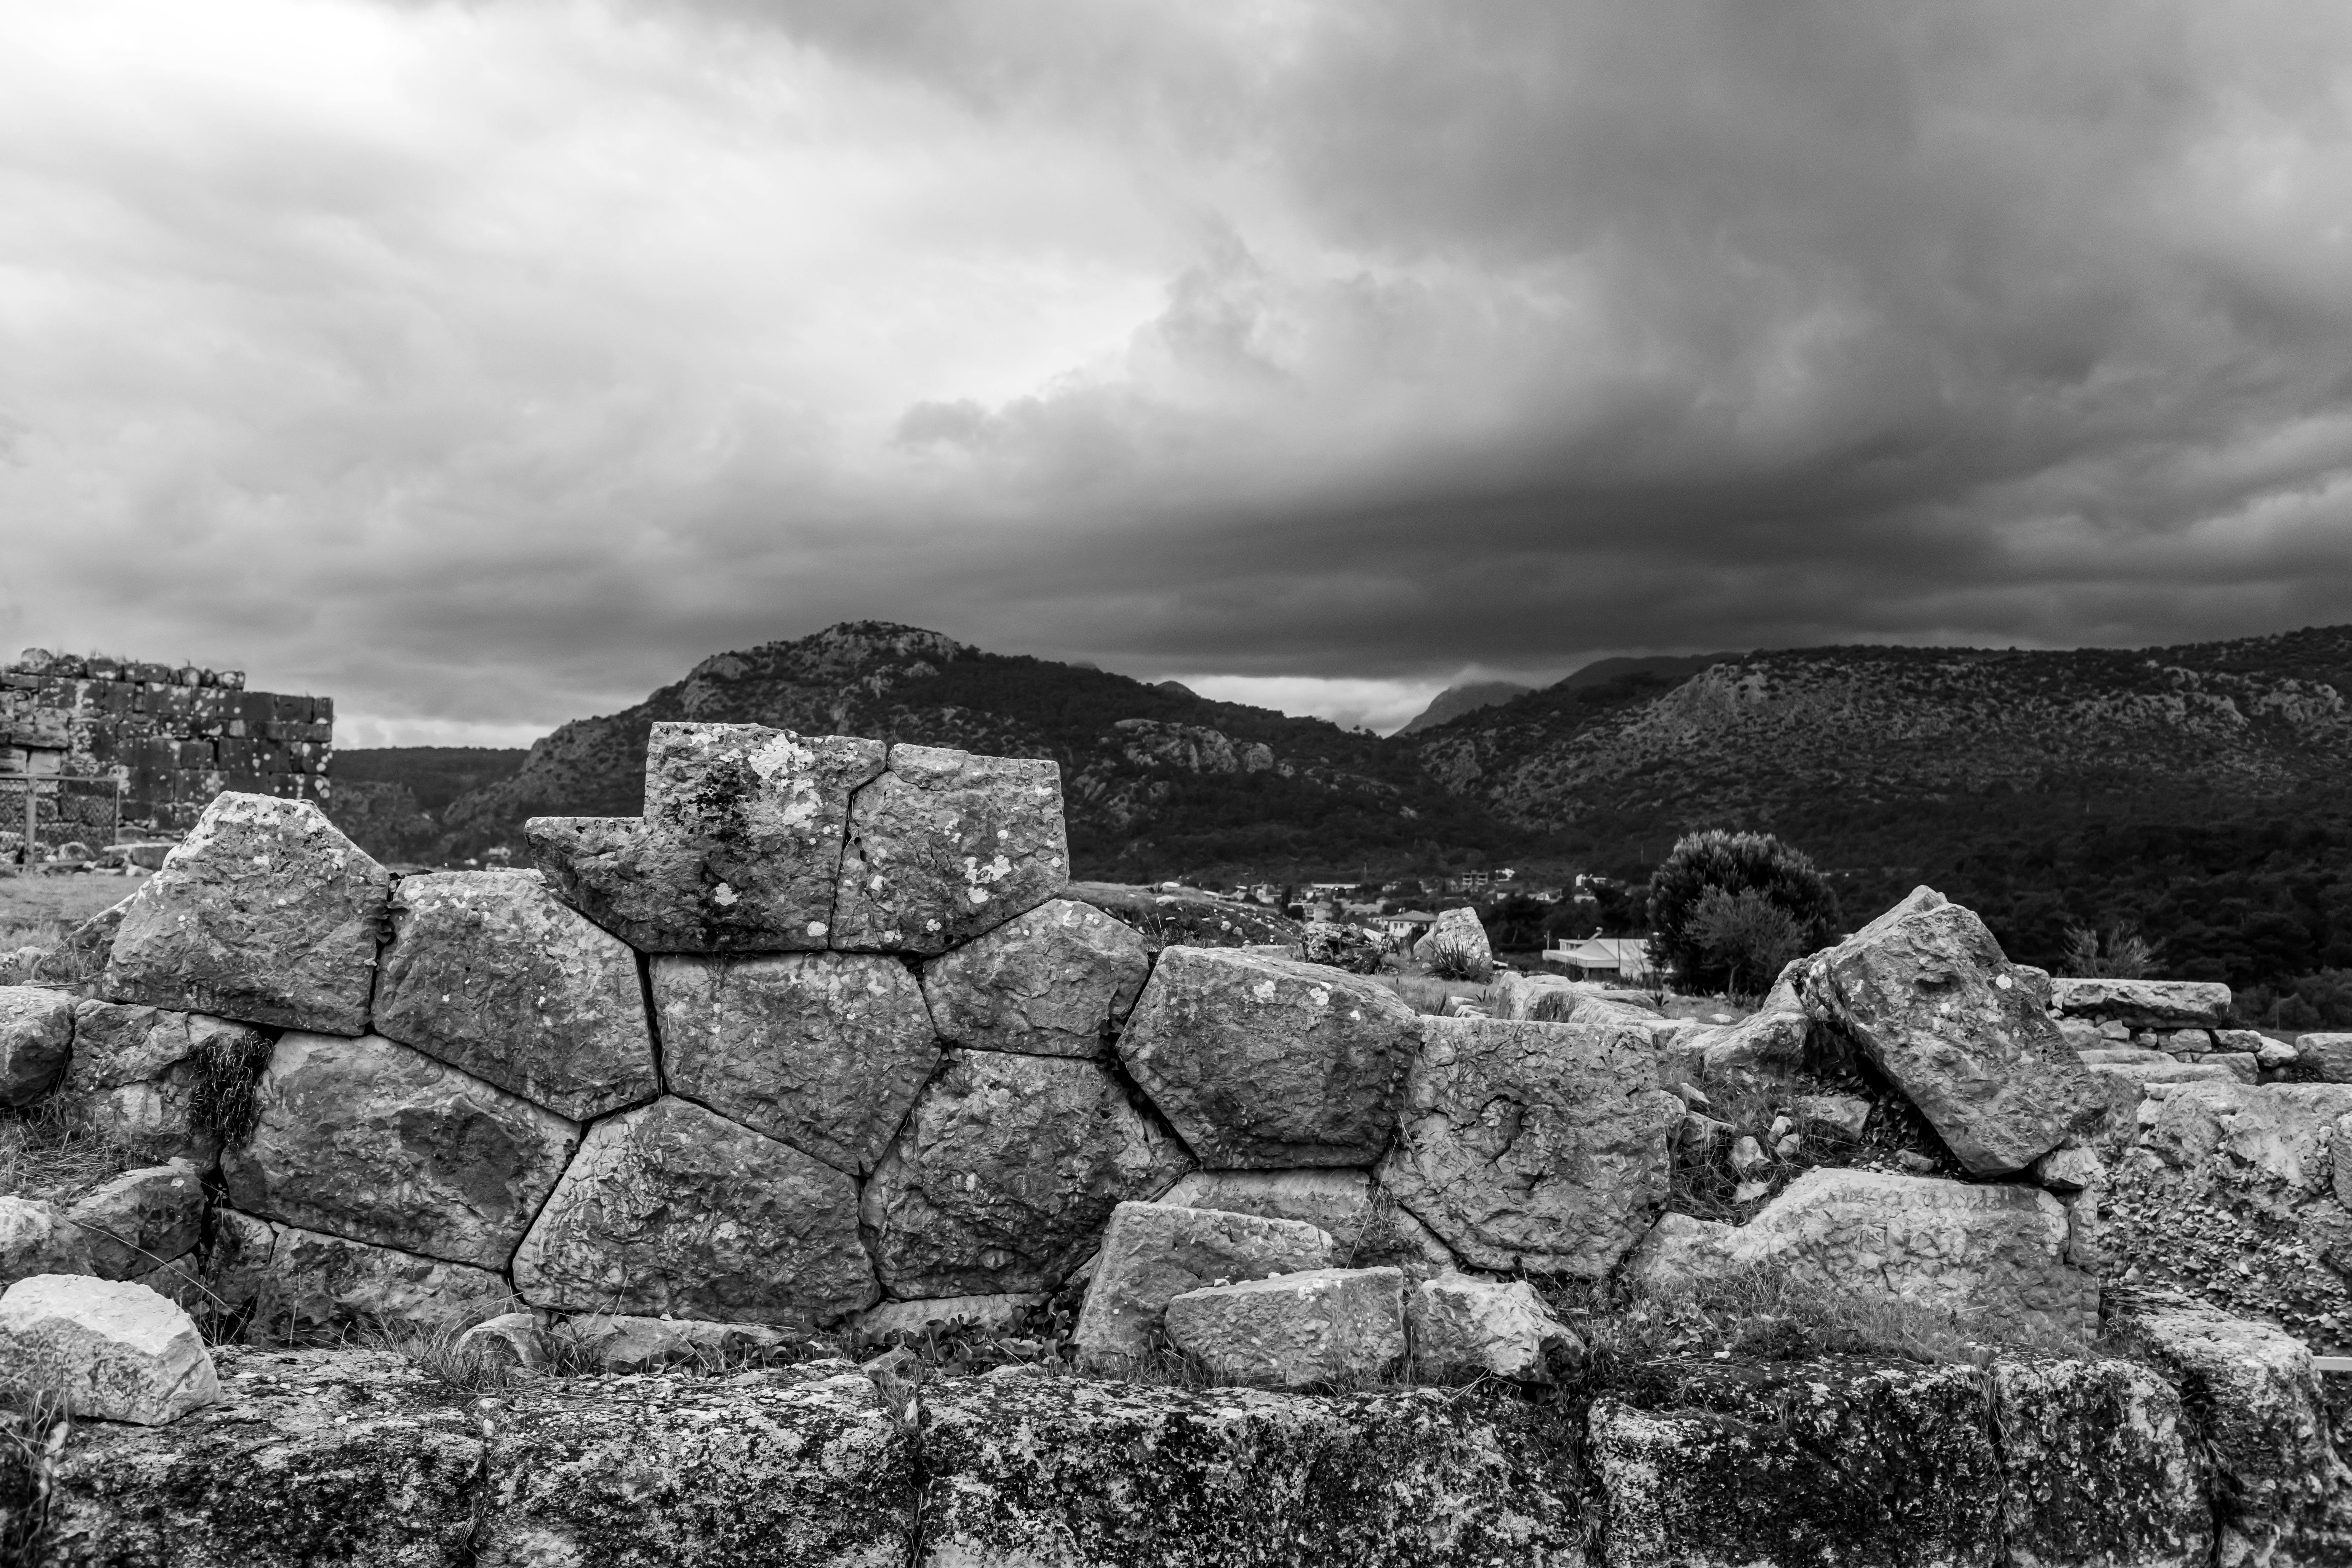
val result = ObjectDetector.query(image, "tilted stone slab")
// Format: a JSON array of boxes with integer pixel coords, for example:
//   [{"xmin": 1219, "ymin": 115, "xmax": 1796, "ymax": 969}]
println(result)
[
  {"xmin": 1072, "ymin": 1200, "xmax": 1336, "ymax": 1366},
  {"xmin": 59, "ymin": 1001, "xmax": 272, "ymax": 1168},
  {"xmin": 63, "ymin": 1163, "xmax": 206, "ymax": 1281},
  {"xmin": 528, "ymin": 722, "xmax": 888, "ymax": 952},
  {"xmin": 101, "ymin": 792, "xmax": 388, "ymax": 1035},
  {"xmin": 222, "ymin": 1031, "xmax": 579, "ymax": 1269},
  {"xmin": 514, "ymin": 1095, "xmax": 877, "ymax": 1325},
  {"xmin": 920, "ymin": 896, "xmax": 1149, "ymax": 1057},
  {"xmin": 1158, "ymin": 1168, "xmax": 1373, "ymax": 1252},
  {"xmin": 2050, "ymin": 976, "xmax": 2234, "ymax": 1027},
  {"xmin": 1624, "ymin": 1167, "xmax": 2099, "ymax": 1344},
  {"xmin": 1800, "ymin": 886, "xmax": 2096, "ymax": 1175},
  {"xmin": 370, "ymin": 868, "xmax": 658, "ymax": 1119},
  {"xmin": 861, "ymin": 1050, "xmax": 1190, "ymax": 1298},
  {"xmin": 1381, "ymin": 1016, "xmax": 1683, "ymax": 1276},
  {"xmin": 1118, "ymin": 946, "xmax": 1423, "ymax": 1168},
  {"xmin": 205, "ymin": 1207, "xmax": 519, "ymax": 1337},
  {"xmin": 1164, "ymin": 1267, "xmax": 1406, "ymax": 1390},
  {"xmin": 0, "ymin": 983, "xmax": 74, "ymax": 1106},
  {"xmin": 651, "ymin": 951, "xmax": 939, "ymax": 1175},
  {"xmin": 0, "ymin": 1274, "xmax": 219, "ymax": 1425},
  {"xmin": 830, "ymin": 743, "xmax": 1069, "ymax": 955}
]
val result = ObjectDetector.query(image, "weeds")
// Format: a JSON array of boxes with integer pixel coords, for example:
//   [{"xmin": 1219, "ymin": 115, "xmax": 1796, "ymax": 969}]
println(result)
[
  {"xmin": 0, "ymin": 1377, "xmax": 70, "ymax": 1567},
  {"xmin": 0, "ymin": 1099, "xmax": 125, "ymax": 1205},
  {"xmin": 1425, "ymin": 944, "xmax": 1491, "ymax": 983}
]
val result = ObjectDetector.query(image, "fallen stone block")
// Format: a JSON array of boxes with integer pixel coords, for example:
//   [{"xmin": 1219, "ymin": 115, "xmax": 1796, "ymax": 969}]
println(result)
[
  {"xmin": 205, "ymin": 1208, "xmax": 521, "ymax": 1337},
  {"xmin": 1164, "ymin": 1266, "xmax": 1406, "ymax": 1389},
  {"xmin": 1156, "ymin": 1168, "xmax": 1372, "ymax": 1252},
  {"xmin": 100, "ymin": 792, "xmax": 388, "ymax": 1036},
  {"xmin": 920, "ymin": 895, "xmax": 1150, "ymax": 1056},
  {"xmin": 0, "ymin": 1274, "xmax": 218, "ymax": 1425},
  {"xmin": 1071, "ymin": 1200, "xmax": 1336, "ymax": 1366},
  {"xmin": 1117, "ymin": 946, "xmax": 1422, "ymax": 1168},
  {"xmin": 857, "ymin": 1292, "xmax": 1043, "ymax": 1342},
  {"xmin": 2050, "ymin": 976, "xmax": 2235, "ymax": 1027},
  {"xmin": 0, "ymin": 983, "xmax": 74, "ymax": 1105},
  {"xmin": 1, "ymin": 1195, "xmax": 88, "ymax": 1287},
  {"xmin": 830, "ymin": 743, "xmax": 1069, "ymax": 954},
  {"xmin": 515, "ymin": 1095, "xmax": 877, "ymax": 1325},
  {"xmin": 548, "ymin": 1313, "xmax": 801, "ymax": 1373},
  {"xmin": 861, "ymin": 1049, "xmax": 1190, "ymax": 1298},
  {"xmin": 1408, "ymin": 1272, "xmax": 1578, "ymax": 1384},
  {"xmin": 370, "ymin": 868, "xmax": 659, "ymax": 1120},
  {"xmin": 62, "ymin": 1162, "xmax": 205, "ymax": 1281},
  {"xmin": 651, "ymin": 950, "xmax": 939, "ymax": 1174},
  {"xmin": 58, "ymin": 1001, "xmax": 272, "ymax": 1167},
  {"xmin": 223, "ymin": 1031, "xmax": 579, "ymax": 1269},
  {"xmin": 2300, "ymin": 1032, "xmax": 2352, "ymax": 1082},
  {"xmin": 1381, "ymin": 1015, "xmax": 1683, "ymax": 1276}
]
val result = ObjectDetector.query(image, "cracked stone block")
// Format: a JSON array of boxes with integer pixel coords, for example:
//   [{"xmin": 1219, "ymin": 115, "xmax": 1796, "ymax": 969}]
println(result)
[
  {"xmin": 1157, "ymin": 1168, "xmax": 1373, "ymax": 1252},
  {"xmin": 1072, "ymin": 1200, "xmax": 1336, "ymax": 1366},
  {"xmin": 830, "ymin": 744, "xmax": 1069, "ymax": 955},
  {"xmin": 920, "ymin": 896, "xmax": 1149, "ymax": 1057},
  {"xmin": 1164, "ymin": 1266, "xmax": 1407, "ymax": 1389}
]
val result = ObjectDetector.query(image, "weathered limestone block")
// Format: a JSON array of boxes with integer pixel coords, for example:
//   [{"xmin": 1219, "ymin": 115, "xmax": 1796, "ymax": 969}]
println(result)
[
  {"xmin": 2300, "ymin": 1032, "xmax": 2352, "ymax": 1082},
  {"xmin": 1381, "ymin": 1016, "xmax": 1683, "ymax": 1276},
  {"xmin": 370, "ymin": 869, "xmax": 658, "ymax": 1119},
  {"xmin": 1408, "ymin": 1273, "xmax": 1578, "ymax": 1384},
  {"xmin": 480, "ymin": 1376, "xmax": 916, "ymax": 1568},
  {"xmin": 831, "ymin": 743, "xmax": 1069, "ymax": 955},
  {"xmin": 548, "ymin": 1314, "xmax": 801, "ymax": 1374},
  {"xmin": 223, "ymin": 1032, "xmax": 579, "ymax": 1269},
  {"xmin": 1989, "ymin": 1356, "xmax": 2213, "ymax": 1568},
  {"xmin": 0, "ymin": 1275, "xmax": 219, "ymax": 1425},
  {"xmin": 1164, "ymin": 1267, "xmax": 1406, "ymax": 1389},
  {"xmin": 919, "ymin": 896, "xmax": 1149, "ymax": 1056},
  {"xmin": 1416, "ymin": 906, "xmax": 1492, "ymax": 976},
  {"xmin": 101, "ymin": 793, "xmax": 388, "ymax": 1035},
  {"xmin": 1157, "ymin": 1168, "xmax": 1372, "ymax": 1252},
  {"xmin": 514, "ymin": 1096, "xmax": 876, "ymax": 1325},
  {"xmin": 917, "ymin": 1377, "xmax": 1584, "ymax": 1565},
  {"xmin": 1624, "ymin": 1168, "xmax": 2098, "ymax": 1343},
  {"xmin": 527, "ymin": 722, "xmax": 888, "ymax": 952},
  {"xmin": 0, "ymin": 983, "xmax": 74, "ymax": 1105},
  {"xmin": 61, "ymin": 1001, "xmax": 272, "ymax": 1166},
  {"xmin": 205, "ymin": 1208, "xmax": 520, "ymax": 1337},
  {"xmin": 1071, "ymin": 1200, "xmax": 1336, "ymax": 1366},
  {"xmin": 857, "ymin": 1293, "xmax": 1042, "ymax": 1342},
  {"xmin": 1, "ymin": 1195, "xmax": 87, "ymax": 1287},
  {"xmin": 1118, "ymin": 947, "xmax": 1422, "ymax": 1167},
  {"xmin": 63, "ymin": 1163, "xmax": 205, "ymax": 1281},
  {"xmin": 1799, "ymin": 887, "xmax": 2095, "ymax": 1175},
  {"xmin": 651, "ymin": 951, "xmax": 938, "ymax": 1174},
  {"xmin": 861, "ymin": 1050, "xmax": 1190, "ymax": 1298},
  {"xmin": 1689, "ymin": 1008, "xmax": 1813, "ymax": 1081},
  {"xmin": 2050, "ymin": 976, "xmax": 2234, "ymax": 1027}
]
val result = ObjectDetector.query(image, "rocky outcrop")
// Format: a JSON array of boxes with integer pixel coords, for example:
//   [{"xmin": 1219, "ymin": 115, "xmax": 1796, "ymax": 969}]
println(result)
[
  {"xmin": 861, "ymin": 1050, "xmax": 1190, "ymax": 1297},
  {"xmin": 1071, "ymin": 1200, "xmax": 1336, "ymax": 1366},
  {"xmin": 0, "ymin": 984, "xmax": 74, "ymax": 1105},
  {"xmin": 514, "ymin": 1095, "xmax": 875, "ymax": 1325},
  {"xmin": 1156, "ymin": 1169, "xmax": 1373, "ymax": 1252},
  {"xmin": 205, "ymin": 1208, "xmax": 520, "ymax": 1337},
  {"xmin": 920, "ymin": 896, "xmax": 1149, "ymax": 1057},
  {"xmin": 0, "ymin": 1275, "xmax": 219, "ymax": 1425},
  {"xmin": 651, "ymin": 951, "xmax": 939, "ymax": 1174},
  {"xmin": 1382, "ymin": 1015, "xmax": 1682, "ymax": 1276},
  {"xmin": 58, "ymin": 1002, "xmax": 271, "ymax": 1167},
  {"xmin": 830, "ymin": 744, "xmax": 1069, "ymax": 954},
  {"xmin": 100, "ymin": 793, "xmax": 388, "ymax": 1036},
  {"xmin": 1408, "ymin": 1273, "xmax": 1577, "ymax": 1384},
  {"xmin": 1118, "ymin": 947, "xmax": 1421, "ymax": 1168},
  {"xmin": 370, "ymin": 869, "xmax": 659, "ymax": 1120},
  {"xmin": 222, "ymin": 1031, "xmax": 579, "ymax": 1269},
  {"xmin": 1799, "ymin": 887, "xmax": 2095, "ymax": 1175}
]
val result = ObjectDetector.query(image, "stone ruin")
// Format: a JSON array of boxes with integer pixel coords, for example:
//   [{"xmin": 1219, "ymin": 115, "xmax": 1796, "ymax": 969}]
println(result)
[{"xmin": 2, "ymin": 722, "xmax": 2352, "ymax": 1565}]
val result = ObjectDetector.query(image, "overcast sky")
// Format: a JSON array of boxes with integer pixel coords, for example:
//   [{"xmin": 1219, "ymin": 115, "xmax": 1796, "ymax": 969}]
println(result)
[{"xmin": 6, "ymin": 0, "xmax": 2351, "ymax": 743}]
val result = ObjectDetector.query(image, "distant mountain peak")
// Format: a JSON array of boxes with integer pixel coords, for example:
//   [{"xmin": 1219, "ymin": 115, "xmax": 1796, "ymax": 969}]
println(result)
[{"xmin": 1396, "ymin": 681, "xmax": 1534, "ymax": 735}]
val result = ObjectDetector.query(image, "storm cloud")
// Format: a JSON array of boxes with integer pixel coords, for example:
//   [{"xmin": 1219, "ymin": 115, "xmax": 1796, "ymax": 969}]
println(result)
[{"xmin": 5, "ymin": 0, "xmax": 2350, "ymax": 740}]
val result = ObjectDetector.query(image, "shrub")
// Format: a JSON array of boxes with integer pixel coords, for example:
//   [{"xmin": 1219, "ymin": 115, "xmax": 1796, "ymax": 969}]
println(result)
[
  {"xmin": 2057, "ymin": 923, "xmax": 2154, "ymax": 980},
  {"xmin": 1646, "ymin": 831, "xmax": 1837, "ymax": 995},
  {"xmin": 1682, "ymin": 887, "xmax": 1808, "ymax": 1001}
]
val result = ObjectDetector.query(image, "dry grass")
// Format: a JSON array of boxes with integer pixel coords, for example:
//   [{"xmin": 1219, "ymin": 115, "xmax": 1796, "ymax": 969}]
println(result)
[
  {"xmin": 0, "ymin": 871, "xmax": 133, "ymax": 948},
  {"xmin": 0, "ymin": 1375, "xmax": 71, "ymax": 1565},
  {"xmin": 0, "ymin": 1100, "xmax": 126, "ymax": 1205}
]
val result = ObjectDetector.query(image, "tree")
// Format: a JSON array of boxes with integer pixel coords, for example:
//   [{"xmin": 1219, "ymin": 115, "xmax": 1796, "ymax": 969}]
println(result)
[
  {"xmin": 1683, "ymin": 886, "xmax": 1809, "ymax": 1000},
  {"xmin": 1646, "ymin": 830, "xmax": 1839, "ymax": 994}
]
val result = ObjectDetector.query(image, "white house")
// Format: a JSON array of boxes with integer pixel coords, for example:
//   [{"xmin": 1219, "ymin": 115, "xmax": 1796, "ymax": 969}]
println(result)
[{"xmin": 1542, "ymin": 936, "xmax": 1656, "ymax": 982}]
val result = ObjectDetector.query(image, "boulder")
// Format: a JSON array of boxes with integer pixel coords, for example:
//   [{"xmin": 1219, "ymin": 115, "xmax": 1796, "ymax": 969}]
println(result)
[
  {"xmin": 1063, "ymin": 880, "xmax": 1303, "ymax": 952},
  {"xmin": 1156, "ymin": 1168, "xmax": 1373, "ymax": 1252},
  {"xmin": 527, "ymin": 722, "xmax": 888, "ymax": 952},
  {"xmin": 1799, "ymin": 887, "xmax": 2095, "ymax": 1175},
  {"xmin": 548, "ymin": 1314, "xmax": 800, "ymax": 1373},
  {"xmin": 369, "ymin": 869, "xmax": 659, "ymax": 1120},
  {"xmin": 862, "ymin": 1050, "xmax": 1190, "ymax": 1298},
  {"xmin": 222, "ymin": 1031, "xmax": 579, "ymax": 1269},
  {"xmin": 58, "ymin": 1001, "xmax": 272, "ymax": 1168},
  {"xmin": 2050, "ymin": 976, "xmax": 2234, "ymax": 1027},
  {"xmin": 1071, "ymin": 1200, "xmax": 1337, "ymax": 1366},
  {"xmin": 0, "ymin": 983, "xmax": 74, "ymax": 1105},
  {"xmin": 2300, "ymin": 1033, "xmax": 2352, "ymax": 1082},
  {"xmin": 1380, "ymin": 1015, "xmax": 1684, "ymax": 1276},
  {"xmin": 1164, "ymin": 1266, "xmax": 1406, "ymax": 1389},
  {"xmin": 829, "ymin": 743, "xmax": 1069, "ymax": 955},
  {"xmin": 204, "ymin": 1208, "xmax": 521, "ymax": 1337},
  {"xmin": 1408, "ymin": 1273, "xmax": 1578, "ymax": 1384},
  {"xmin": 1623, "ymin": 1168, "xmax": 2099, "ymax": 1344},
  {"xmin": 0, "ymin": 1274, "xmax": 218, "ymax": 1424},
  {"xmin": 919, "ymin": 896, "xmax": 1150, "ymax": 1057},
  {"xmin": 1298, "ymin": 919, "xmax": 1383, "ymax": 975},
  {"xmin": 650, "ymin": 951, "xmax": 939, "ymax": 1175},
  {"xmin": 856, "ymin": 1292, "xmax": 1043, "ymax": 1342},
  {"xmin": 1416, "ymin": 906, "xmax": 1491, "ymax": 976},
  {"xmin": 62, "ymin": 1163, "xmax": 205, "ymax": 1281},
  {"xmin": 514, "ymin": 1096, "xmax": 876, "ymax": 1325},
  {"xmin": 1, "ymin": 1195, "xmax": 86, "ymax": 1286},
  {"xmin": 1117, "ymin": 946, "xmax": 1422, "ymax": 1167},
  {"xmin": 100, "ymin": 792, "xmax": 388, "ymax": 1036}
]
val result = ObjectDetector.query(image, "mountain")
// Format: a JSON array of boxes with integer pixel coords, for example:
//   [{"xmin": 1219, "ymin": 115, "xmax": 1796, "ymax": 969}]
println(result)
[
  {"xmin": 1394, "ymin": 681, "xmax": 1533, "ymax": 735},
  {"xmin": 1556, "ymin": 652, "xmax": 1742, "ymax": 692}
]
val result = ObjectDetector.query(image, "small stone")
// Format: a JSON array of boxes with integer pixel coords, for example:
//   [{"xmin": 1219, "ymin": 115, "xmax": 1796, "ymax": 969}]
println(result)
[
  {"xmin": 62, "ymin": 1163, "xmax": 206, "ymax": 1281},
  {"xmin": 1408, "ymin": 1273, "xmax": 1578, "ymax": 1384},
  {"xmin": 1731, "ymin": 1180, "xmax": 1773, "ymax": 1203},
  {"xmin": 0, "ymin": 984, "xmax": 74, "ymax": 1106},
  {"xmin": 830, "ymin": 743, "xmax": 1069, "ymax": 955},
  {"xmin": 1897, "ymin": 1150, "xmax": 1939, "ymax": 1173},
  {"xmin": 1164, "ymin": 1266, "xmax": 1406, "ymax": 1388},
  {"xmin": 0, "ymin": 1274, "xmax": 219, "ymax": 1424},
  {"xmin": 456, "ymin": 1312, "xmax": 547, "ymax": 1371},
  {"xmin": 1794, "ymin": 1093, "xmax": 1871, "ymax": 1140},
  {"xmin": 1772, "ymin": 1133, "xmax": 1802, "ymax": 1161},
  {"xmin": 1071, "ymin": 1200, "xmax": 1336, "ymax": 1367},
  {"xmin": 1730, "ymin": 1135, "xmax": 1768, "ymax": 1177},
  {"xmin": 2031, "ymin": 1146, "xmax": 2110, "ymax": 1194},
  {"xmin": 2255, "ymin": 1038, "xmax": 2300, "ymax": 1072},
  {"xmin": 920, "ymin": 897, "xmax": 1150, "ymax": 1057},
  {"xmin": 1767, "ymin": 1114, "xmax": 1792, "ymax": 1141}
]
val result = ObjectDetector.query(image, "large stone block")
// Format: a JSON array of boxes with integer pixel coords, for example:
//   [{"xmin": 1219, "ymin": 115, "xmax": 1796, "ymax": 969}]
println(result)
[
  {"xmin": 2050, "ymin": 976, "xmax": 2234, "ymax": 1027},
  {"xmin": 1381, "ymin": 1015, "xmax": 1683, "ymax": 1276},
  {"xmin": 62, "ymin": 1163, "xmax": 205, "ymax": 1281},
  {"xmin": 1623, "ymin": 1167, "xmax": 2099, "ymax": 1344},
  {"xmin": 58, "ymin": 1001, "xmax": 272, "ymax": 1167},
  {"xmin": 651, "ymin": 950, "xmax": 939, "ymax": 1175},
  {"xmin": 1799, "ymin": 887, "xmax": 2096, "ymax": 1175},
  {"xmin": 100, "ymin": 792, "xmax": 389, "ymax": 1035},
  {"xmin": 1118, "ymin": 947, "xmax": 1422, "ymax": 1168},
  {"xmin": 0, "ymin": 983, "xmax": 74, "ymax": 1105},
  {"xmin": 830, "ymin": 743, "xmax": 1069, "ymax": 955},
  {"xmin": 204, "ymin": 1208, "xmax": 520, "ymax": 1337},
  {"xmin": 1164, "ymin": 1267, "xmax": 1406, "ymax": 1390},
  {"xmin": 1989, "ymin": 1357, "xmax": 2213, "ymax": 1568},
  {"xmin": 1157, "ymin": 1168, "xmax": 1373, "ymax": 1252},
  {"xmin": 1071, "ymin": 1200, "xmax": 1336, "ymax": 1366},
  {"xmin": 528, "ymin": 722, "xmax": 887, "ymax": 952},
  {"xmin": 370, "ymin": 869, "xmax": 658, "ymax": 1119},
  {"xmin": 514, "ymin": 1096, "xmax": 876, "ymax": 1325},
  {"xmin": 222, "ymin": 1032, "xmax": 579, "ymax": 1269},
  {"xmin": 861, "ymin": 1050, "xmax": 1190, "ymax": 1298},
  {"xmin": 920, "ymin": 896, "xmax": 1149, "ymax": 1057},
  {"xmin": 0, "ymin": 1274, "xmax": 219, "ymax": 1425}
]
